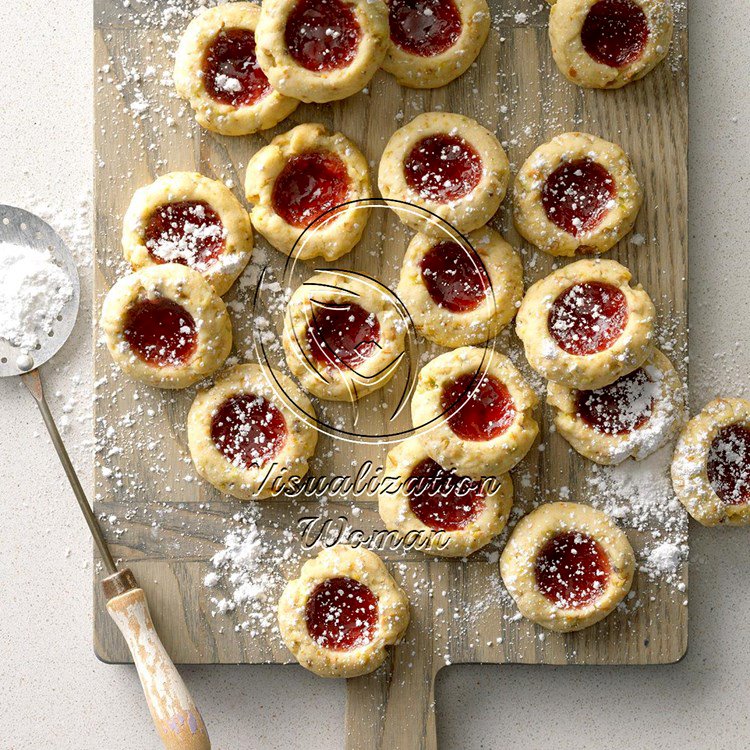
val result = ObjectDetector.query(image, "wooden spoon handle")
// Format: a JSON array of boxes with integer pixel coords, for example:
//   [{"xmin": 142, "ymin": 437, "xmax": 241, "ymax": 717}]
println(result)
[{"xmin": 106, "ymin": 583, "xmax": 211, "ymax": 750}]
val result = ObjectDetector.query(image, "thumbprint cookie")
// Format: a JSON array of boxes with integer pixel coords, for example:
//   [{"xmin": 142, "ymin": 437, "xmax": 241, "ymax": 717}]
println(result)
[
  {"xmin": 382, "ymin": 0, "xmax": 490, "ymax": 89},
  {"xmin": 549, "ymin": 0, "xmax": 673, "ymax": 89},
  {"xmin": 187, "ymin": 363, "xmax": 317, "ymax": 500},
  {"xmin": 100, "ymin": 264, "xmax": 232, "ymax": 389},
  {"xmin": 548, "ymin": 349, "xmax": 685, "ymax": 464},
  {"xmin": 378, "ymin": 437, "xmax": 514, "ymax": 557},
  {"xmin": 283, "ymin": 272, "xmax": 406, "ymax": 401},
  {"xmin": 514, "ymin": 132, "xmax": 642, "ymax": 257},
  {"xmin": 278, "ymin": 545, "xmax": 410, "ymax": 677},
  {"xmin": 255, "ymin": 0, "xmax": 389, "ymax": 103},
  {"xmin": 245, "ymin": 123, "xmax": 371, "ymax": 260},
  {"xmin": 397, "ymin": 226, "xmax": 524, "ymax": 348},
  {"xmin": 378, "ymin": 112, "xmax": 509, "ymax": 237},
  {"xmin": 672, "ymin": 398, "xmax": 750, "ymax": 527},
  {"xmin": 516, "ymin": 259, "xmax": 655, "ymax": 390},
  {"xmin": 411, "ymin": 346, "xmax": 539, "ymax": 477},
  {"xmin": 122, "ymin": 172, "xmax": 253, "ymax": 296},
  {"xmin": 173, "ymin": 2, "xmax": 299, "ymax": 136},
  {"xmin": 500, "ymin": 502, "xmax": 635, "ymax": 632}
]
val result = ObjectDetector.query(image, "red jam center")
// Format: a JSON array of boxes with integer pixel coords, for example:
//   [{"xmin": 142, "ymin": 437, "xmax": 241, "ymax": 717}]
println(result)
[
  {"xmin": 144, "ymin": 201, "xmax": 225, "ymax": 270},
  {"xmin": 210, "ymin": 395, "xmax": 288, "ymax": 470},
  {"xmin": 388, "ymin": 0, "xmax": 462, "ymax": 57},
  {"xmin": 305, "ymin": 577, "xmax": 378, "ymax": 650},
  {"xmin": 535, "ymin": 531, "xmax": 611, "ymax": 609},
  {"xmin": 419, "ymin": 241, "xmax": 489, "ymax": 313},
  {"xmin": 581, "ymin": 0, "xmax": 650, "ymax": 69},
  {"xmin": 285, "ymin": 0, "xmax": 361, "ymax": 72},
  {"xmin": 272, "ymin": 151, "xmax": 350, "ymax": 228},
  {"xmin": 203, "ymin": 28, "xmax": 272, "ymax": 107},
  {"xmin": 406, "ymin": 457, "xmax": 484, "ymax": 531},
  {"xmin": 548, "ymin": 281, "xmax": 628, "ymax": 356},
  {"xmin": 542, "ymin": 158, "xmax": 616, "ymax": 237},
  {"xmin": 576, "ymin": 367, "xmax": 654, "ymax": 434},
  {"xmin": 123, "ymin": 298, "xmax": 197, "ymax": 367},
  {"xmin": 306, "ymin": 301, "xmax": 380, "ymax": 369},
  {"xmin": 404, "ymin": 135, "xmax": 482, "ymax": 203},
  {"xmin": 441, "ymin": 372, "xmax": 516, "ymax": 442},
  {"xmin": 706, "ymin": 424, "xmax": 750, "ymax": 506}
]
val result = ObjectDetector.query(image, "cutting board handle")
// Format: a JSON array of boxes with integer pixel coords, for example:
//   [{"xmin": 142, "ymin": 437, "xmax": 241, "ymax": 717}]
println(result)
[{"xmin": 345, "ymin": 655, "xmax": 437, "ymax": 750}]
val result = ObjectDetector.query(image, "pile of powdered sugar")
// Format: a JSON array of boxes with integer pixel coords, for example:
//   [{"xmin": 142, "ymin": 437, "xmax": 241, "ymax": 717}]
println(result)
[
  {"xmin": 0, "ymin": 242, "xmax": 74, "ymax": 354},
  {"xmin": 642, "ymin": 541, "xmax": 687, "ymax": 586},
  {"xmin": 585, "ymin": 448, "xmax": 688, "ymax": 585},
  {"xmin": 204, "ymin": 506, "xmax": 299, "ymax": 634}
]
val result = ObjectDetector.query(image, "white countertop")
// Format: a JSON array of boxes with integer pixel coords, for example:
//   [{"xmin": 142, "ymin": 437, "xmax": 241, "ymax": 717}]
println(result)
[{"xmin": 1, "ymin": 1, "xmax": 748, "ymax": 748}]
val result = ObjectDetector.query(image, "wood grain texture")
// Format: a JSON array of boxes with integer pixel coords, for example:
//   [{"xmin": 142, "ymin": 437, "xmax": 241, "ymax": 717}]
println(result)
[{"xmin": 93, "ymin": 2, "xmax": 688, "ymax": 748}]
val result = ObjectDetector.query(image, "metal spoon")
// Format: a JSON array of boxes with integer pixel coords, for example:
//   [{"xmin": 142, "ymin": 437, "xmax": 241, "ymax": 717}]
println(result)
[{"xmin": 0, "ymin": 205, "xmax": 210, "ymax": 750}]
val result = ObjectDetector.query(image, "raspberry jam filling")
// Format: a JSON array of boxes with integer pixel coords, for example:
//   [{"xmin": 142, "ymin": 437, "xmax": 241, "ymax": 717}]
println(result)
[
  {"xmin": 406, "ymin": 457, "xmax": 484, "ymax": 531},
  {"xmin": 210, "ymin": 394, "xmax": 288, "ymax": 470},
  {"xmin": 285, "ymin": 0, "xmax": 361, "ymax": 72},
  {"xmin": 576, "ymin": 367, "xmax": 655, "ymax": 434},
  {"xmin": 305, "ymin": 577, "xmax": 378, "ymax": 650},
  {"xmin": 272, "ymin": 151, "xmax": 350, "ymax": 228},
  {"xmin": 707, "ymin": 424, "xmax": 750, "ymax": 506},
  {"xmin": 203, "ymin": 28, "xmax": 272, "ymax": 107},
  {"xmin": 441, "ymin": 372, "xmax": 516, "ymax": 442},
  {"xmin": 548, "ymin": 281, "xmax": 628, "ymax": 356},
  {"xmin": 144, "ymin": 201, "xmax": 225, "ymax": 270},
  {"xmin": 123, "ymin": 298, "xmax": 197, "ymax": 367},
  {"xmin": 388, "ymin": 0, "xmax": 462, "ymax": 57},
  {"xmin": 306, "ymin": 301, "xmax": 380, "ymax": 369},
  {"xmin": 419, "ymin": 241, "xmax": 489, "ymax": 313},
  {"xmin": 404, "ymin": 134, "xmax": 482, "ymax": 202},
  {"xmin": 581, "ymin": 0, "xmax": 650, "ymax": 69},
  {"xmin": 542, "ymin": 158, "xmax": 617, "ymax": 237},
  {"xmin": 535, "ymin": 531, "xmax": 611, "ymax": 609}
]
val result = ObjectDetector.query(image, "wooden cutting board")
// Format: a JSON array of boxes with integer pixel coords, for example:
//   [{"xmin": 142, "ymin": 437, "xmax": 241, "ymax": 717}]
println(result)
[{"xmin": 93, "ymin": 1, "xmax": 688, "ymax": 747}]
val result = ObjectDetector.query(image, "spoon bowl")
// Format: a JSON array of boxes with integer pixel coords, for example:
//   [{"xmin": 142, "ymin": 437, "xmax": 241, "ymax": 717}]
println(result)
[{"xmin": 0, "ymin": 205, "xmax": 80, "ymax": 377}]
